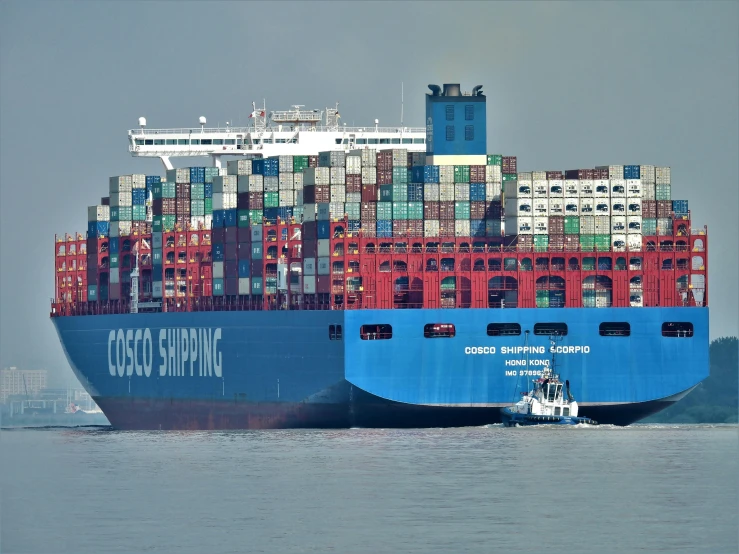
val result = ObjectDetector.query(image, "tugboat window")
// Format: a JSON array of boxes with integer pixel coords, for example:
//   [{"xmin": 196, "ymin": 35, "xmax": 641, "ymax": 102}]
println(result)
[
  {"xmin": 360, "ymin": 324, "xmax": 392, "ymax": 340},
  {"xmin": 661, "ymin": 322, "xmax": 693, "ymax": 338},
  {"xmin": 599, "ymin": 322, "xmax": 631, "ymax": 337},
  {"xmin": 487, "ymin": 323, "xmax": 522, "ymax": 336},
  {"xmin": 533, "ymin": 323, "xmax": 568, "ymax": 336}
]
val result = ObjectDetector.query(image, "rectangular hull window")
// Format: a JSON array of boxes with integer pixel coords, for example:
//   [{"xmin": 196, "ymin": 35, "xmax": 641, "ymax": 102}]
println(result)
[
  {"xmin": 360, "ymin": 324, "xmax": 392, "ymax": 340},
  {"xmin": 533, "ymin": 323, "xmax": 568, "ymax": 336},
  {"xmin": 424, "ymin": 324, "xmax": 456, "ymax": 338},
  {"xmin": 662, "ymin": 322, "xmax": 694, "ymax": 337},
  {"xmin": 487, "ymin": 323, "xmax": 522, "ymax": 336},
  {"xmin": 599, "ymin": 322, "xmax": 631, "ymax": 337}
]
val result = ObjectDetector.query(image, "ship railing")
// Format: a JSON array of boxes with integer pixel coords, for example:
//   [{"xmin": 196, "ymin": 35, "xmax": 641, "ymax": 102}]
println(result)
[{"xmin": 128, "ymin": 125, "xmax": 425, "ymax": 136}]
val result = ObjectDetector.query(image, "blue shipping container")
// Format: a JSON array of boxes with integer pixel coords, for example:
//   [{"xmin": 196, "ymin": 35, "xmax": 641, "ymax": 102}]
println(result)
[
  {"xmin": 470, "ymin": 183, "xmax": 486, "ymax": 202},
  {"xmin": 411, "ymin": 167, "xmax": 424, "ymax": 183},
  {"xmin": 424, "ymin": 165, "xmax": 440, "ymax": 184},
  {"xmin": 132, "ymin": 189, "xmax": 147, "ymax": 205},
  {"xmin": 407, "ymin": 183, "xmax": 424, "ymax": 202},
  {"xmin": 190, "ymin": 167, "xmax": 206, "ymax": 184},
  {"xmin": 317, "ymin": 221, "xmax": 330, "ymax": 239},
  {"xmin": 224, "ymin": 209, "xmax": 238, "ymax": 227},
  {"xmin": 152, "ymin": 250, "xmax": 163, "ymax": 265},
  {"xmin": 146, "ymin": 175, "xmax": 161, "ymax": 186},
  {"xmin": 87, "ymin": 221, "xmax": 109, "ymax": 238},
  {"xmin": 470, "ymin": 219, "xmax": 486, "ymax": 237},
  {"xmin": 152, "ymin": 263, "xmax": 163, "ymax": 281},
  {"xmin": 212, "ymin": 210, "xmax": 225, "ymax": 228},
  {"xmin": 377, "ymin": 220, "xmax": 393, "ymax": 238},
  {"xmin": 263, "ymin": 207, "xmax": 279, "ymax": 224},
  {"xmin": 264, "ymin": 158, "xmax": 279, "ymax": 177},
  {"xmin": 252, "ymin": 159, "xmax": 265, "ymax": 175},
  {"xmin": 238, "ymin": 260, "xmax": 250, "ymax": 278},
  {"xmin": 109, "ymin": 237, "xmax": 120, "ymax": 254},
  {"xmin": 348, "ymin": 220, "xmax": 361, "ymax": 233},
  {"xmin": 672, "ymin": 200, "xmax": 689, "ymax": 213},
  {"xmin": 624, "ymin": 165, "xmax": 641, "ymax": 179},
  {"xmin": 204, "ymin": 183, "xmax": 213, "ymax": 198},
  {"xmin": 213, "ymin": 243, "xmax": 225, "ymax": 262},
  {"xmin": 277, "ymin": 207, "xmax": 294, "ymax": 221}
]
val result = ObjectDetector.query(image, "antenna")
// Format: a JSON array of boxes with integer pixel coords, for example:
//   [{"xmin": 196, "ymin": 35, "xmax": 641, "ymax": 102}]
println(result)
[{"xmin": 401, "ymin": 82, "xmax": 404, "ymax": 127}]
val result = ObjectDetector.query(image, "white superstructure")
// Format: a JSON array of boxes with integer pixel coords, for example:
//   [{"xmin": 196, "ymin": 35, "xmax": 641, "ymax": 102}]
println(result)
[{"xmin": 129, "ymin": 102, "xmax": 426, "ymax": 171}]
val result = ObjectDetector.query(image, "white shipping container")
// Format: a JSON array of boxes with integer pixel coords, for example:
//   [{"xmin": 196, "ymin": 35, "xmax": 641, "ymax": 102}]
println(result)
[
  {"xmin": 213, "ymin": 261, "xmax": 224, "ymax": 279},
  {"xmin": 564, "ymin": 180, "xmax": 579, "ymax": 197},
  {"xmin": 579, "ymin": 180, "xmax": 594, "ymax": 197},
  {"xmin": 303, "ymin": 258, "xmax": 316, "ymax": 276},
  {"xmin": 657, "ymin": 218, "xmax": 672, "ymax": 236},
  {"xmin": 485, "ymin": 165, "xmax": 502, "ymax": 183},
  {"xmin": 517, "ymin": 172, "xmax": 533, "ymax": 183},
  {"xmin": 534, "ymin": 216, "xmax": 549, "ymax": 235},
  {"xmin": 296, "ymin": 190, "xmax": 304, "ymax": 206},
  {"xmin": 224, "ymin": 193, "xmax": 238, "ymax": 210},
  {"xmin": 642, "ymin": 183, "xmax": 656, "ymax": 200},
  {"xmin": 608, "ymin": 165, "xmax": 624, "ymax": 180},
  {"xmin": 533, "ymin": 180, "xmax": 548, "ymax": 197},
  {"xmin": 329, "ymin": 202, "xmax": 345, "ymax": 219},
  {"xmin": 218, "ymin": 168, "xmax": 228, "ymax": 176},
  {"xmin": 517, "ymin": 217, "xmax": 534, "ymax": 235},
  {"xmin": 227, "ymin": 159, "xmax": 252, "ymax": 176},
  {"xmin": 639, "ymin": 165, "xmax": 655, "ymax": 184},
  {"xmin": 440, "ymin": 183, "xmax": 455, "ymax": 202},
  {"xmin": 655, "ymin": 166, "xmax": 671, "ymax": 185},
  {"xmin": 303, "ymin": 275, "xmax": 316, "ymax": 294},
  {"xmin": 549, "ymin": 199, "xmax": 564, "ymax": 216},
  {"xmin": 330, "ymin": 167, "xmax": 346, "ymax": 185},
  {"xmin": 455, "ymin": 219, "xmax": 471, "ymax": 237},
  {"xmin": 627, "ymin": 216, "xmax": 642, "ymax": 233},
  {"xmin": 532, "ymin": 171, "xmax": 547, "ymax": 181},
  {"xmin": 361, "ymin": 167, "xmax": 376, "ymax": 185},
  {"xmin": 612, "ymin": 234, "xmax": 627, "ymax": 252},
  {"xmin": 454, "ymin": 183, "xmax": 469, "ymax": 201},
  {"xmin": 304, "ymin": 167, "xmax": 331, "ymax": 186},
  {"xmin": 610, "ymin": 179, "xmax": 626, "ymax": 197},
  {"xmin": 516, "ymin": 198, "xmax": 532, "ymax": 215},
  {"xmin": 303, "ymin": 203, "xmax": 317, "ymax": 222},
  {"xmin": 548, "ymin": 180, "xmax": 564, "ymax": 197},
  {"xmin": 424, "ymin": 183, "xmax": 440, "ymax": 201},
  {"xmin": 167, "ymin": 168, "xmax": 190, "ymax": 183},
  {"xmin": 391, "ymin": 149, "xmax": 408, "ymax": 167},
  {"xmin": 293, "ymin": 172, "xmax": 304, "ymax": 189},
  {"xmin": 594, "ymin": 180, "xmax": 610, "ymax": 197},
  {"xmin": 131, "ymin": 174, "xmax": 146, "ymax": 189},
  {"xmin": 533, "ymin": 200, "xmax": 549, "ymax": 216},
  {"xmin": 580, "ymin": 198, "xmax": 594, "ymax": 215},
  {"xmin": 424, "ymin": 219, "xmax": 440, "ymax": 237},
  {"xmin": 330, "ymin": 185, "xmax": 346, "ymax": 203},
  {"xmin": 486, "ymin": 182, "xmax": 502, "ymax": 201},
  {"xmin": 109, "ymin": 175, "xmax": 133, "ymax": 193},
  {"xmin": 237, "ymin": 175, "xmax": 249, "ymax": 193},
  {"xmin": 628, "ymin": 234, "xmax": 643, "ymax": 252},
  {"xmin": 594, "ymin": 199, "xmax": 611, "ymax": 216},
  {"xmin": 564, "ymin": 197, "xmax": 579, "ymax": 215},
  {"xmin": 594, "ymin": 215, "xmax": 611, "ymax": 234},
  {"xmin": 346, "ymin": 192, "xmax": 361, "ymax": 204},
  {"xmin": 277, "ymin": 155, "xmax": 293, "ymax": 173},
  {"xmin": 152, "ymin": 281, "xmax": 163, "ymax": 299},
  {"xmin": 117, "ymin": 221, "xmax": 132, "ymax": 236},
  {"xmin": 611, "ymin": 199, "xmax": 626, "ymax": 215},
  {"xmin": 580, "ymin": 216, "xmax": 595, "ymax": 235},
  {"xmin": 279, "ymin": 173, "xmax": 294, "ymax": 190},
  {"xmin": 626, "ymin": 179, "xmax": 642, "ymax": 198},
  {"xmin": 109, "ymin": 268, "xmax": 120, "ymax": 284},
  {"xmin": 317, "ymin": 239, "xmax": 330, "ymax": 258},
  {"xmin": 350, "ymin": 149, "xmax": 377, "ymax": 167},
  {"xmin": 264, "ymin": 176, "xmax": 279, "ymax": 192},
  {"xmin": 248, "ymin": 175, "xmax": 264, "ymax": 193},
  {"xmin": 279, "ymin": 190, "xmax": 294, "ymax": 207},
  {"xmin": 439, "ymin": 165, "xmax": 455, "ymax": 183},
  {"xmin": 514, "ymin": 182, "xmax": 532, "ymax": 198},
  {"xmin": 317, "ymin": 257, "xmax": 331, "ymax": 275},
  {"xmin": 410, "ymin": 152, "xmax": 426, "ymax": 167},
  {"xmin": 346, "ymin": 156, "xmax": 362, "ymax": 175},
  {"xmin": 611, "ymin": 215, "xmax": 627, "ymax": 233},
  {"xmin": 238, "ymin": 278, "xmax": 251, "ymax": 295},
  {"xmin": 317, "ymin": 203, "xmax": 330, "ymax": 221},
  {"xmin": 110, "ymin": 192, "xmax": 132, "ymax": 207},
  {"xmin": 88, "ymin": 205, "xmax": 110, "ymax": 221},
  {"xmin": 190, "ymin": 216, "xmax": 205, "ymax": 230},
  {"xmin": 213, "ymin": 175, "xmax": 237, "ymax": 193},
  {"xmin": 627, "ymin": 198, "xmax": 642, "ymax": 216},
  {"xmin": 213, "ymin": 193, "xmax": 224, "ymax": 211}
]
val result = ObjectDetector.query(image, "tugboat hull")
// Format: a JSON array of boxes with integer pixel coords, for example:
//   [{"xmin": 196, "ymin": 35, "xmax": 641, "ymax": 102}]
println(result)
[{"xmin": 500, "ymin": 407, "xmax": 598, "ymax": 427}]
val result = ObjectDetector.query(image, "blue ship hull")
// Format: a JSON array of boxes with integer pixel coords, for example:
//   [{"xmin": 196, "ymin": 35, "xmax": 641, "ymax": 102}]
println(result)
[{"xmin": 51, "ymin": 307, "xmax": 709, "ymax": 430}]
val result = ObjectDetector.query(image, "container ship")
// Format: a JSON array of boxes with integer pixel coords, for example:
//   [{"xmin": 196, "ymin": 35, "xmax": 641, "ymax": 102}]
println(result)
[{"xmin": 50, "ymin": 83, "xmax": 709, "ymax": 430}]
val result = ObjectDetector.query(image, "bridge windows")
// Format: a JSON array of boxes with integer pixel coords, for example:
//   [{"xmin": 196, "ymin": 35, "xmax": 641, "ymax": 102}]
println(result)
[
  {"xmin": 599, "ymin": 322, "xmax": 631, "ymax": 337},
  {"xmin": 662, "ymin": 322, "xmax": 694, "ymax": 338},
  {"xmin": 533, "ymin": 323, "xmax": 568, "ymax": 336},
  {"xmin": 487, "ymin": 323, "xmax": 521, "ymax": 336},
  {"xmin": 178, "ymin": 139, "xmax": 188, "ymax": 145},
  {"xmin": 154, "ymin": 139, "xmax": 165, "ymax": 145},
  {"xmin": 191, "ymin": 139, "xmax": 200, "ymax": 145},
  {"xmin": 166, "ymin": 139, "xmax": 177, "ymax": 145},
  {"xmin": 360, "ymin": 324, "xmax": 393, "ymax": 340},
  {"xmin": 225, "ymin": 139, "xmax": 235, "ymax": 145}
]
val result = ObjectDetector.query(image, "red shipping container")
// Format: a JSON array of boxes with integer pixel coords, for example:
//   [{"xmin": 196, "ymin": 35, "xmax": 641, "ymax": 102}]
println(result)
[
  {"xmin": 101, "ymin": 197, "xmax": 110, "ymax": 206},
  {"xmin": 515, "ymin": 235, "xmax": 533, "ymax": 250},
  {"xmin": 176, "ymin": 199, "xmax": 190, "ymax": 214},
  {"xmin": 236, "ymin": 228, "xmax": 251, "ymax": 242},
  {"xmin": 548, "ymin": 216, "xmax": 565, "ymax": 235},
  {"xmin": 439, "ymin": 202, "xmax": 455, "ymax": 220},
  {"xmin": 546, "ymin": 171, "xmax": 563, "ymax": 180},
  {"xmin": 424, "ymin": 202, "xmax": 440, "ymax": 220},
  {"xmin": 470, "ymin": 165, "xmax": 486, "ymax": 182},
  {"xmin": 176, "ymin": 183, "xmax": 190, "ymax": 199},
  {"xmin": 225, "ymin": 242, "xmax": 238, "ymax": 261},
  {"xmin": 316, "ymin": 275, "xmax": 332, "ymax": 294},
  {"xmin": 578, "ymin": 169, "xmax": 595, "ymax": 180},
  {"xmin": 407, "ymin": 220, "xmax": 423, "ymax": 237},
  {"xmin": 225, "ymin": 227, "xmax": 238, "ymax": 244},
  {"xmin": 657, "ymin": 201, "xmax": 672, "ymax": 218},
  {"xmin": 303, "ymin": 239, "xmax": 318, "ymax": 257},
  {"xmin": 109, "ymin": 283, "xmax": 121, "ymax": 300},
  {"xmin": 361, "ymin": 185, "xmax": 377, "ymax": 203},
  {"xmin": 439, "ymin": 219, "xmax": 455, "ymax": 237},
  {"xmin": 303, "ymin": 221, "xmax": 318, "ymax": 239},
  {"xmin": 594, "ymin": 168, "xmax": 609, "ymax": 179},
  {"xmin": 346, "ymin": 174, "xmax": 362, "ymax": 188},
  {"xmin": 549, "ymin": 234, "xmax": 565, "ymax": 251},
  {"xmin": 564, "ymin": 236, "xmax": 580, "ymax": 251},
  {"xmin": 361, "ymin": 220, "xmax": 377, "ymax": 238},
  {"xmin": 487, "ymin": 201, "xmax": 503, "ymax": 218},
  {"xmin": 470, "ymin": 201, "xmax": 487, "ymax": 220},
  {"xmin": 361, "ymin": 203, "xmax": 377, "ymax": 221},
  {"xmin": 377, "ymin": 170, "xmax": 393, "ymax": 185},
  {"xmin": 250, "ymin": 261, "xmax": 264, "ymax": 276},
  {"xmin": 237, "ymin": 242, "xmax": 251, "ymax": 259},
  {"xmin": 212, "ymin": 228, "xmax": 226, "ymax": 243},
  {"xmin": 175, "ymin": 215, "xmax": 189, "ymax": 227},
  {"xmin": 393, "ymin": 220, "xmax": 409, "ymax": 236},
  {"xmin": 643, "ymin": 200, "xmax": 657, "ymax": 218},
  {"xmin": 224, "ymin": 261, "xmax": 239, "ymax": 278},
  {"xmin": 346, "ymin": 182, "xmax": 362, "ymax": 194},
  {"xmin": 502, "ymin": 156, "xmax": 517, "ymax": 174},
  {"xmin": 225, "ymin": 277, "xmax": 238, "ymax": 296},
  {"xmin": 308, "ymin": 155, "xmax": 318, "ymax": 168},
  {"xmin": 162, "ymin": 198, "xmax": 176, "ymax": 214}
]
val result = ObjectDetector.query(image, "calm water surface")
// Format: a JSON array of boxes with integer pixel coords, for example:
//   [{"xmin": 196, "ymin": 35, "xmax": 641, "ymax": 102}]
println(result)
[{"xmin": 1, "ymin": 425, "xmax": 737, "ymax": 554}]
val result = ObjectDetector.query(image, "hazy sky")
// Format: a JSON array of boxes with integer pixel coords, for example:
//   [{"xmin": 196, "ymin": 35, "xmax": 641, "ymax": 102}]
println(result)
[{"xmin": 1, "ymin": 1, "xmax": 737, "ymax": 384}]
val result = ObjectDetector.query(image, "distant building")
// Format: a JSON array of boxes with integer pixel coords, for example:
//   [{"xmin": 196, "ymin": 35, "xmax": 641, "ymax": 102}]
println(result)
[{"xmin": 0, "ymin": 367, "xmax": 48, "ymax": 402}]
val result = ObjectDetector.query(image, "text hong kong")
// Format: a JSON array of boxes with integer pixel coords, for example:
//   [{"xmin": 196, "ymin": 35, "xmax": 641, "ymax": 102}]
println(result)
[{"xmin": 107, "ymin": 328, "xmax": 223, "ymax": 378}]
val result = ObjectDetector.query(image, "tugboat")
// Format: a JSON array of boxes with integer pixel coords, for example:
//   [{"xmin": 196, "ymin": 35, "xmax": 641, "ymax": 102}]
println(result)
[{"xmin": 501, "ymin": 335, "xmax": 599, "ymax": 427}]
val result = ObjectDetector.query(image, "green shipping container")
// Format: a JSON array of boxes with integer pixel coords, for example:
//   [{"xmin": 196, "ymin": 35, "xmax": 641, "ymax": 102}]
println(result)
[
  {"xmin": 204, "ymin": 167, "xmax": 219, "ymax": 183},
  {"xmin": 392, "ymin": 183, "xmax": 407, "ymax": 200},
  {"xmin": 293, "ymin": 156, "xmax": 310, "ymax": 172},
  {"xmin": 264, "ymin": 192, "xmax": 279, "ymax": 208},
  {"xmin": 502, "ymin": 173, "xmax": 517, "ymax": 181},
  {"xmin": 162, "ymin": 215, "xmax": 176, "ymax": 231},
  {"xmin": 248, "ymin": 209, "xmax": 263, "ymax": 225},
  {"xmin": 656, "ymin": 184, "xmax": 671, "ymax": 201},
  {"xmin": 152, "ymin": 216, "xmax": 163, "ymax": 232},
  {"xmin": 564, "ymin": 216, "xmax": 580, "ymax": 235},
  {"xmin": 392, "ymin": 167, "xmax": 408, "ymax": 185},
  {"xmin": 265, "ymin": 277, "xmax": 278, "ymax": 295},
  {"xmin": 213, "ymin": 279, "xmax": 224, "ymax": 297},
  {"xmin": 345, "ymin": 202, "xmax": 360, "ymax": 220},
  {"xmin": 109, "ymin": 253, "xmax": 119, "ymax": 268},
  {"xmin": 392, "ymin": 202, "xmax": 408, "ymax": 220},
  {"xmin": 594, "ymin": 234, "xmax": 611, "ymax": 251},
  {"xmin": 114, "ymin": 206, "xmax": 132, "ymax": 221},
  {"xmin": 642, "ymin": 218, "xmax": 657, "ymax": 235},
  {"xmin": 204, "ymin": 198, "xmax": 213, "ymax": 215},
  {"xmin": 454, "ymin": 201, "xmax": 470, "ymax": 220},
  {"xmin": 440, "ymin": 276, "xmax": 456, "ymax": 290},
  {"xmin": 534, "ymin": 235, "xmax": 549, "ymax": 252},
  {"xmin": 407, "ymin": 201, "xmax": 423, "ymax": 220},
  {"xmin": 251, "ymin": 276, "xmax": 263, "ymax": 295},
  {"xmin": 580, "ymin": 235, "xmax": 595, "ymax": 252},
  {"xmin": 536, "ymin": 290, "xmax": 549, "ymax": 308},
  {"xmin": 379, "ymin": 185, "xmax": 393, "ymax": 202},
  {"xmin": 377, "ymin": 202, "xmax": 393, "ymax": 220},
  {"xmin": 190, "ymin": 199, "xmax": 205, "ymax": 217},
  {"xmin": 487, "ymin": 154, "xmax": 503, "ymax": 166},
  {"xmin": 190, "ymin": 184, "xmax": 205, "ymax": 200},
  {"xmin": 251, "ymin": 244, "xmax": 263, "ymax": 260},
  {"xmin": 237, "ymin": 210, "xmax": 250, "ymax": 227},
  {"xmin": 132, "ymin": 205, "xmax": 146, "ymax": 221},
  {"xmin": 582, "ymin": 256, "xmax": 596, "ymax": 271},
  {"xmin": 582, "ymin": 289, "xmax": 596, "ymax": 308},
  {"xmin": 163, "ymin": 183, "xmax": 176, "ymax": 198},
  {"xmin": 454, "ymin": 165, "xmax": 470, "ymax": 183}
]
